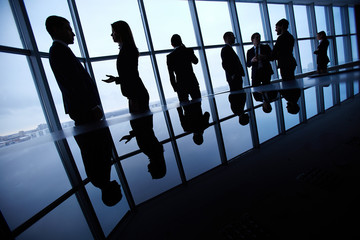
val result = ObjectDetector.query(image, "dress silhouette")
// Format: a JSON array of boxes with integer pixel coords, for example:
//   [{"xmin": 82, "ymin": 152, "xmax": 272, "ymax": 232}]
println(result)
[
  {"xmin": 103, "ymin": 20, "xmax": 149, "ymax": 114},
  {"xmin": 46, "ymin": 15, "xmax": 121, "ymax": 207},
  {"xmin": 314, "ymin": 31, "xmax": 330, "ymax": 74},
  {"xmin": 167, "ymin": 34, "xmax": 201, "ymax": 103}
]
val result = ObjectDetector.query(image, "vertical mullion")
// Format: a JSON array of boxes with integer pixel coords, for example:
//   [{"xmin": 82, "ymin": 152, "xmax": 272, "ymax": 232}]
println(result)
[{"xmin": 188, "ymin": 0, "xmax": 227, "ymax": 165}]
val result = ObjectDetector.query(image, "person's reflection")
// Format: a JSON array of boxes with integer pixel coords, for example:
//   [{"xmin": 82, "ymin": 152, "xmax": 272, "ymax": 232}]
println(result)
[
  {"xmin": 280, "ymin": 88, "xmax": 301, "ymax": 114},
  {"xmin": 75, "ymin": 127, "xmax": 122, "ymax": 206},
  {"xmin": 228, "ymin": 92, "xmax": 249, "ymax": 125},
  {"xmin": 177, "ymin": 101, "xmax": 210, "ymax": 145},
  {"xmin": 120, "ymin": 115, "xmax": 166, "ymax": 179}
]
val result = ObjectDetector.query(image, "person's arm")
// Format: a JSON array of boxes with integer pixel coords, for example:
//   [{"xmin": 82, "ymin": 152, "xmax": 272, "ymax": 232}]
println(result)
[{"xmin": 167, "ymin": 55, "xmax": 177, "ymax": 92}]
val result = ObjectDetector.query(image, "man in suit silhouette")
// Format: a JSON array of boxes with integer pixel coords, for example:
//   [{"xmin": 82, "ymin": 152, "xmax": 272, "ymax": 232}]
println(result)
[
  {"xmin": 271, "ymin": 18, "xmax": 297, "ymax": 81},
  {"xmin": 167, "ymin": 34, "xmax": 201, "ymax": 103},
  {"xmin": 246, "ymin": 32, "xmax": 276, "ymax": 113},
  {"xmin": 221, "ymin": 31, "xmax": 245, "ymax": 91},
  {"xmin": 46, "ymin": 15, "xmax": 121, "ymax": 206}
]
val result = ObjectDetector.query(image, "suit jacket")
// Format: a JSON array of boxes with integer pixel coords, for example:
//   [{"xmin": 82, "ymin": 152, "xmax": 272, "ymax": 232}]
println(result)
[
  {"xmin": 246, "ymin": 44, "xmax": 274, "ymax": 78},
  {"xmin": 221, "ymin": 44, "xmax": 245, "ymax": 90},
  {"xmin": 314, "ymin": 39, "xmax": 330, "ymax": 65},
  {"xmin": 272, "ymin": 31, "xmax": 297, "ymax": 69},
  {"xmin": 167, "ymin": 45, "xmax": 199, "ymax": 92},
  {"xmin": 116, "ymin": 43, "xmax": 149, "ymax": 100},
  {"xmin": 49, "ymin": 41, "xmax": 101, "ymax": 121}
]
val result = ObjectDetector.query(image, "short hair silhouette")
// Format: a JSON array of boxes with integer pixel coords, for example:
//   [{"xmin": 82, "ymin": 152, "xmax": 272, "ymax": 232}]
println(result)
[
  {"xmin": 239, "ymin": 113, "xmax": 249, "ymax": 126},
  {"xmin": 276, "ymin": 18, "xmax": 289, "ymax": 30},
  {"xmin": 251, "ymin": 32, "xmax": 260, "ymax": 41},
  {"xmin": 111, "ymin": 20, "xmax": 137, "ymax": 47},
  {"xmin": 223, "ymin": 31, "xmax": 234, "ymax": 41},
  {"xmin": 45, "ymin": 15, "xmax": 69, "ymax": 38},
  {"xmin": 171, "ymin": 34, "xmax": 182, "ymax": 47}
]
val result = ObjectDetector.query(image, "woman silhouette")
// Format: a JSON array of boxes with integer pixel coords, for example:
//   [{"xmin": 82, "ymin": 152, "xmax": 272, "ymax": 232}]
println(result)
[{"xmin": 103, "ymin": 20, "xmax": 149, "ymax": 114}]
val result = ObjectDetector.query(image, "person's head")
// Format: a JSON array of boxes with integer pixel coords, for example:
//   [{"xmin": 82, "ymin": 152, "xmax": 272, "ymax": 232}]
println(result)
[
  {"xmin": 148, "ymin": 154, "xmax": 167, "ymax": 179},
  {"xmin": 111, "ymin": 20, "xmax": 136, "ymax": 46},
  {"xmin": 317, "ymin": 31, "xmax": 327, "ymax": 40},
  {"xmin": 171, "ymin": 34, "xmax": 183, "ymax": 48},
  {"xmin": 262, "ymin": 101, "xmax": 272, "ymax": 113},
  {"xmin": 223, "ymin": 31, "xmax": 235, "ymax": 45},
  {"xmin": 251, "ymin": 32, "xmax": 261, "ymax": 47},
  {"xmin": 286, "ymin": 101, "xmax": 300, "ymax": 114},
  {"xmin": 193, "ymin": 132, "xmax": 204, "ymax": 145},
  {"xmin": 239, "ymin": 113, "xmax": 250, "ymax": 126},
  {"xmin": 275, "ymin": 18, "xmax": 289, "ymax": 35},
  {"xmin": 45, "ymin": 15, "xmax": 75, "ymax": 44}
]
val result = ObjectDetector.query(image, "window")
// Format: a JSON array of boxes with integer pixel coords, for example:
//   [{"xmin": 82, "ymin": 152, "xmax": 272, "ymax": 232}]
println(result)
[
  {"xmin": 315, "ymin": 6, "xmax": 329, "ymax": 35},
  {"xmin": 298, "ymin": 40, "xmax": 315, "ymax": 72},
  {"xmin": 0, "ymin": 1, "xmax": 23, "ymax": 48},
  {"xmin": 144, "ymin": 0, "xmax": 197, "ymax": 50},
  {"xmin": 294, "ymin": 5, "xmax": 310, "ymax": 38},
  {"xmin": 196, "ymin": 1, "xmax": 233, "ymax": 46},
  {"xmin": 236, "ymin": 2, "xmax": 266, "ymax": 43},
  {"xmin": 76, "ymin": 0, "xmax": 148, "ymax": 57},
  {"xmin": 333, "ymin": 6, "xmax": 344, "ymax": 35},
  {"xmin": 268, "ymin": 4, "xmax": 287, "ymax": 41}
]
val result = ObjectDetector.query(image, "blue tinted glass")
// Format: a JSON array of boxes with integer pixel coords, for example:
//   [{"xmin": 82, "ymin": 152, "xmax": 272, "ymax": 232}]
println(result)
[
  {"xmin": 294, "ymin": 5, "xmax": 310, "ymax": 38},
  {"xmin": 323, "ymin": 84, "xmax": 333, "ymax": 110},
  {"xmin": 255, "ymin": 104, "xmax": 278, "ymax": 143},
  {"xmin": 0, "ymin": 1, "xmax": 23, "ymax": 48},
  {"xmin": 298, "ymin": 40, "xmax": 315, "ymax": 73},
  {"xmin": 333, "ymin": 6, "xmax": 343, "ymax": 35},
  {"xmin": 206, "ymin": 48, "xmax": 230, "ymax": 93},
  {"xmin": 315, "ymin": 6, "xmax": 329, "ymax": 36},
  {"xmin": 196, "ymin": 1, "xmax": 233, "ymax": 46},
  {"xmin": 282, "ymin": 97, "xmax": 300, "ymax": 130},
  {"xmin": 268, "ymin": 4, "xmax": 287, "ymax": 40},
  {"xmin": 17, "ymin": 195, "xmax": 92, "ymax": 240},
  {"xmin": 351, "ymin": 35, "xmax": 359, "ymax": 61},
  {"xmin": 339, "ymin": 82, "xmax": 347, "ymax": 102},
  {"xmin": 348, "ymin": 7, "xmax": 356, "ymax": 34},
  {"xmin": 336, "ymin": 37, "xmax": 345, "ymax": 64},
  {"xmin": 304, "ymin": 87, "xmax": 318, "ymax": 119}
]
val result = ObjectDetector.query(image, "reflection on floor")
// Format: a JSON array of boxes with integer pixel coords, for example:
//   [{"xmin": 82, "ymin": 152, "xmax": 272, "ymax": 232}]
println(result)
[{"xmin": 110, "ymin": 89, "xmax": 360, "ymax": 239}]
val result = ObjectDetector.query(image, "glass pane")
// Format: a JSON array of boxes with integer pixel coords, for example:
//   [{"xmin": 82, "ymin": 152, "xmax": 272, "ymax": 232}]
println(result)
[
  {"xmin": 86, "ymin": 166, "xmax": 129, "ymax": 236},
  {"xmin": 255, "ymin": 103, "xmax": 278, "ymax": 143},
  {"xmin": 339, "ymin": 82, "xmax": 347, "ymax": 102},
  {"xmin": 351, "ymin": 35, "xmax": 359, "ymax": 61},
  {"xmin": 268, "ymin": 4, "xmax": 287, "ymax": 40},
  {"xmin": 315, "ymin": 6, "xmax": 329, "ymax": 36},
  {"xmin": 144, "ymin": 0, "xmax": 197, "ymax": 50},
  {"xmin": 196, "ymin": 1, "xmax": 233, "ymax": 46},
  {"xmin": 298, "ymin": 40, "xmax": 315, "ymax": 73},
  {"xmin": 304, "ymin": 87, "xmax": 318, "ymax": 119},
  {"xmin": 336, "ymin": 36, "xmax": 345, "ymax": 64},
  {"xmin": 206, "ymin": 48, "xmax": 229, "ymax": 93},
  {"xmin": 177, "ymin": 125, "xmax": 221, "ymax": 180},
  {"xmin": 24, "ymin": 0, "xmax": 81, "ymax": 56},
  {"xmin": 354, "ymin": 80, "xmax": 359, "ymax": 95},
  {"xmin": 121, "ymin": 142, "xmax": 181, "ymax": 205},
  {"xmin": 323, "ymin": 84, "xmax": 333, "ymax": 110},
  {"xmin": 282, "ymin": 96, "xmax": 300, "ymax": 130},
  {"xmin": 236, "ymin": 2, "xmax": 266, "ymax": 42},
  {"xmin": 294, "ymin": 5, "xmax": 310, "ymax": 38},
  {"xmin": 333, "ymin": 6, "xmax": 343, "ymax": 35},
  {"xmin": 0, "ymin": 0, "xmax": 23, "ymax": 48},
  {"xmin": 17, "ymin": 195, "xmax": 93, "ymax": 240},
  {"xmin": 348, "ymin": 7, "xmax": 356, "ymax": 34},
  {"xmin": 221, "ymin": 117, "xmax": 253, "ymax": 160},
  {"xmin": 76, "ymin": 0, "xmax": 147, "ymax": 57}
]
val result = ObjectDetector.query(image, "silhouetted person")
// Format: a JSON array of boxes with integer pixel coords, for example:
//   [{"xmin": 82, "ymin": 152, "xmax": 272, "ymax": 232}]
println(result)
[
  {"xmin": 314, "ymin": 31, "xmax": 330, "ymax": 74},
  {"xmin": 280, "ymin": 88, "xmax": 301, "ymax": 114},
  {"xmin": 120, "ymin": 115, "xmax": 166, "ymax": 179},
  {"xmin": 177, "ymin": 101, "xmax": 210, "ymax": 145},
  {"xmin": 271, "ymin": 19, "xmax": 297, "ymax": 81},
  {"xmin": 221, "ymin": 32, "xmax": 245, "ymax": 91},
  {"xmin": 46, "ymin": 15, "xmax": 121, "ymax": 206},
  {"xmin": 167, "ymin": 34, "xmax": 201, "ymax": 103},
  {"xmin": 228, "ymin": 92, "xmax": 249, "ymax": 125},
  {"xmin": 246, "ymin": 32, "xmax": 275, "ymax": 113},
  {"xmin": 103, "ymin": 20, "xmax": 149, "ymax": 114}
]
